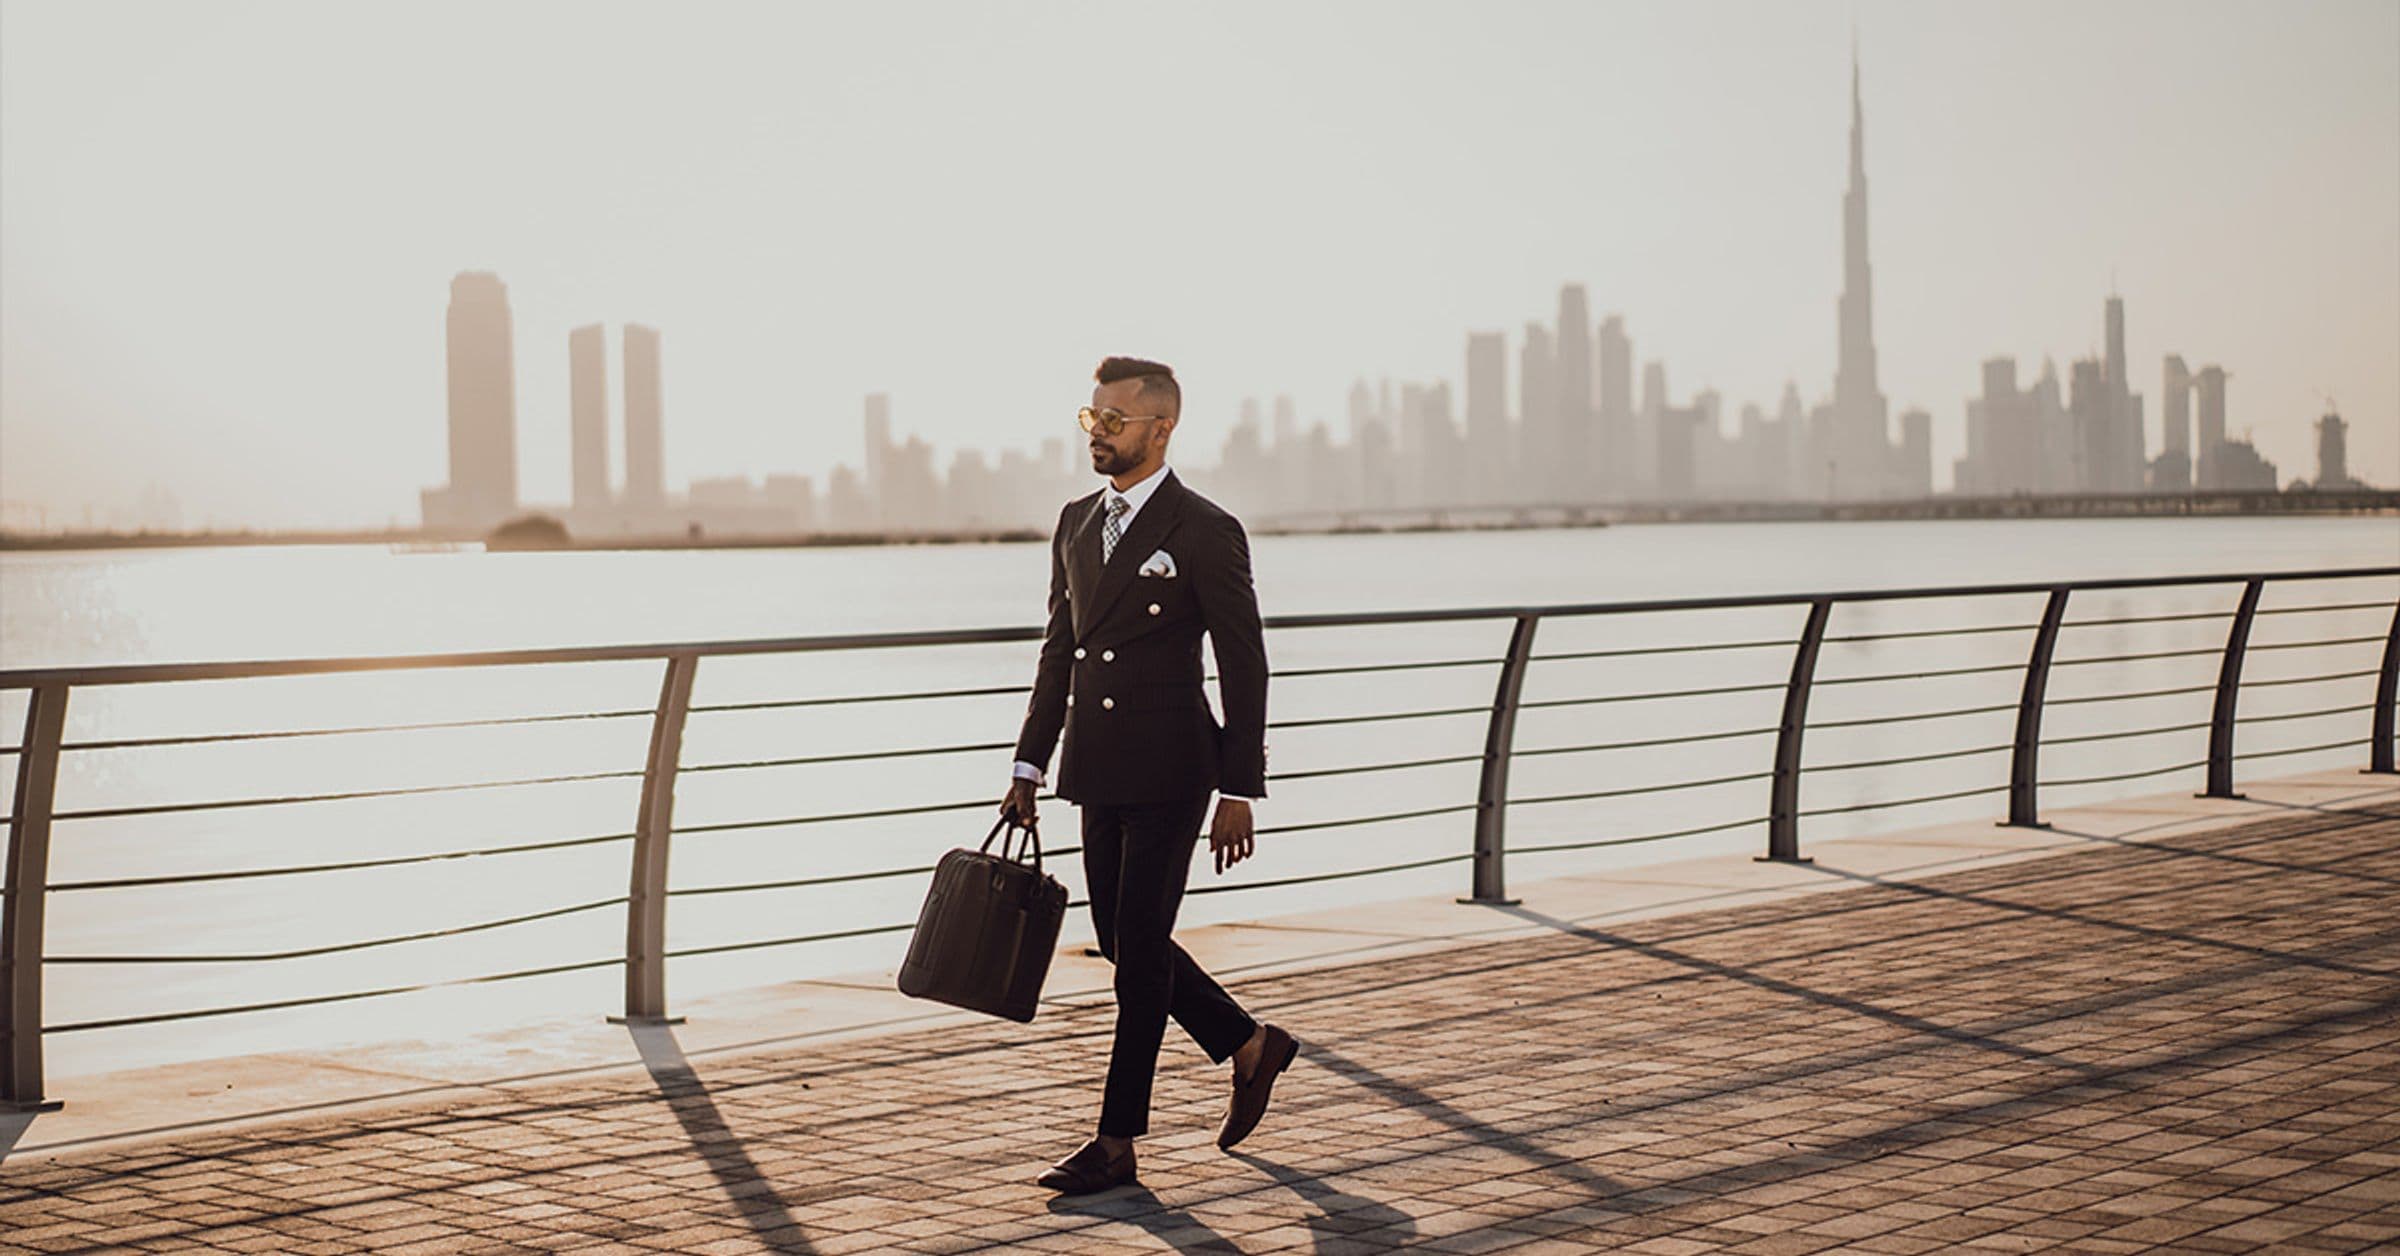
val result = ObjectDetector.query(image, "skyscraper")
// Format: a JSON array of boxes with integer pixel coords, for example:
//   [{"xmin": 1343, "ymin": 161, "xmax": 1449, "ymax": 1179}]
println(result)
[
  {"xmin": 1554, "ymin": 284, "xmax": 1592, "ymax": 501},
  {"xmin": 426, "ymin": 271, "xmax": 520, "ymax": 530},
  {"xmin": 1517, "ymin": 324, "xmax": 1555, "ymax": 498},
  {"xmin": 2156, "ymin": 354, "xmax": 2192, "ymax": 491},
  {"xmin": 568, "ymin": 324, "xmax": 611, "ymax": 512},
  {"xmin": 622, "ymin": 324, "xmax": 665, "ymax": 510},
  {"xmin": 2100, "ymin": 295, "xmax": 2145, "ymax": 491},
  {"xmin": 2316, "ymin": 411, "xmax": 2355, "ymax": 489},
  {"xmin": 2070, "ymin": 358, "xmax": 2109, "ymax": 493},
  {"xmin": 2194, "ymin": 365, "xmax": 2228, "ymax": 490},
  {"xmin": 863, "ymin": 393, "xmax": 894, "ymax": 526},
  {"xmin": 1596, "ymin": 316, "xmax": 1632, "ymax": 497},
  {"xmin": 1464, "ymin": 331, "xmax": 1510, "ymax": 500},
  {"xmin": 1827, "ymin": 48, "xmax": 1892, "ymax": 499}
]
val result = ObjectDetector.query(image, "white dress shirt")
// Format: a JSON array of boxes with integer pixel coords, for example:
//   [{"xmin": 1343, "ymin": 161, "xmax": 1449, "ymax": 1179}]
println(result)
[{"xmin": 1013, "ymin": 464, "xmax": 1260, "ymax": 802}]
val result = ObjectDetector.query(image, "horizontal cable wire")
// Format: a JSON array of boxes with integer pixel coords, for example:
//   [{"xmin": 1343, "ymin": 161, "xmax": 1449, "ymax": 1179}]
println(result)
[
  {"xmin": 1810, "ymin": 702, "xmax": 2020, "ymax": 730},
  {"xmin": 2047, "ymin": 683, "xmax": 2218, "ymax": 706},
  {"xmin": 1267, "ymin": 656, "xmax": 1501, "ymax": 680},
  {"xmin": 1807, "ymin": 743, "xmax": 2012, "ymax": 774},
  {"xmin": 1513, "ymin": 814, "xmax": 1768, "ymax": 856},
  {"xmin": 57, "ymin": 707, "xmax": 655, "ymax": 753},
  {"xmin": 671, "ymin": 848, "xmax": 1085, "ymax": 898},
  {"xmin": 2234, "ymin": 702, "xmax": 2376, "ymax": 726},
  {"xmin": 2043, "ymin": 721, "xmax": 2212, "ymax": 748},
  {"xmin": 1797, "ymin": 783, "xmax": 2006, "ymax": 818},
  {"xmin": 1815, "ymin": 661, "xmax": 2027, "ymax": 686},
  {"xmin": 2248, "ymin": 635, "xmax": 2386, "ymax": 651},
  {"xmin": 14, "ymin": 566, "xmax": 2392, "ymax": 691},
  {"xmin": 1269, "ymin": 705, "xmax": 1489, "ymax": 730},
  {"xmin": 2236, "ymin": 736, "xmax": 2370, "ymax": 761},
  {"xmin": 1254, "ymin": 802, "xmax": 1481, "ymax": 836},
  {"xmin": 1268, "ymin": 753, "xmax": 1486, "ymax": 782},
  {"xmin": 2041, "ymin": 759, "xmax": 2207, "ymax": 788},
  {"xmin": 2052, "ymin": 645, "xmax": 2227, "ymax": 666},
  {"xmin": 674, "ymin": 793, "xmax": 1054, "ymax": 836},
  {"xmin": 2060, "ymin": 608, "xmax": 2232, "ymax": 628},
  {"xmin": 1530, "ymin": 638, "xmax": 1791, "ymax": 662},
  {"xmin": 1822, "ymin": 621, "xmax": 2031, "ymax": 643},
  {"xmin": 1185, "ymin": 851, "xmax": 1472, "ymax": 896},
  {"xmin": 1511, "ymin": 770, "xmax": 1774, "ymax": 809},
  {"xmin": 1520, "ymin": 680, "xmax": 1789, "ymax": 709},
  {"xmin": 44, "ymin": 955, "xmax": 626, "ymax": 1035},
  {"xmin": 47, "ymin": 766, "xmax": 648, "ymax": 822},
  {"xmin": 665, "ymin": 919, "xmax": 920, "ymax": 960},
  {"xmin": 689, "ymin": 683, "xmax": 1026, "ymax": 714},
  {"xmin": 46, "ymin": 829, "xmax": 638, "ymax": 892},
  {"xmin": 1514, "ymin": 725, "xmax": 1780, "ymax": 758},
  {"xmin": 2243, "ymin": 668, "xmax": 2380, "ymax": 689},
  {"xmin": 48, "ymin": 896, "xmax": 626, "ymax": 965},
  {"xmin": 2255, "ymin": 600, "xmax": 2396, "ymax": 616},
  {"xmin": 681, "ymin": 739, "xmax": 1013, "ymax": 775}
]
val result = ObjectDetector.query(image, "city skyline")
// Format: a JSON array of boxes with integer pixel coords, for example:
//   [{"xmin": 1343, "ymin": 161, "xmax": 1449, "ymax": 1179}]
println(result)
[
  {"xmin": 408, "ymin": 42, "xmax": 2367, "ymax": 540},
  {"xmin": 3, "ymin": 1, "xmax": 2395, "ymax": 531}
]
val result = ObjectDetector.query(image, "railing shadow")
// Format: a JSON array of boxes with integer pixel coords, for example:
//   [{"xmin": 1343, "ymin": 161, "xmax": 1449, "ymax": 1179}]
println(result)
[
  {"xmin": 0, "ymin": 1110, "xmax": 30, "ymax": 1163},
  {"xmin": 1305, "ymin": 1041, "xmax": 1619, "ymax": 1196},
  {"xmin": 1044, "ymin": 1184, "xmax": 1242, "ymax": 1249},
  {"xmin": 1225, "ymin": 1148, "xmax": 1420, "ymax": 1249},
  {"xmin": 625, "ymin": 1021, "xmax": 817, "ymax": 1254}
]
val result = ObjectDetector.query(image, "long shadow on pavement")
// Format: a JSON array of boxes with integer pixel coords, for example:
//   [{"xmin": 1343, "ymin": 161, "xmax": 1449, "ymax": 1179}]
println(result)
[{"xmin": 627, "ymin": 1021, "xmax": 818, "ymax": 1254}]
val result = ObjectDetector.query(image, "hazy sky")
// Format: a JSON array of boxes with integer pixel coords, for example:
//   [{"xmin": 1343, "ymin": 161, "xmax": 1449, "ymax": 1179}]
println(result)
[{"xmin": 3, "ymin": 0, "xmax": 2394, "ymax": 529}]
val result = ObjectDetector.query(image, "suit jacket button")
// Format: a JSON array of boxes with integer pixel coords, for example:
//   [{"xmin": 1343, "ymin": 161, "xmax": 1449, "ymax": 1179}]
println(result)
[
  {"xmin": 1074, "ymin": 647, "xmax": 1087, "ymax": 659},
  {"xmin": 1101, "ymin": 649, "xmax": 1115, "ymax": 662},
  {"xmin": 1066, "ymin": 694, "xmax": 1075, "ymax": 707},
  {"xmin": 1101, "ymin": 696, "xmax": 1115, "ymax": 710},
  {"xmin": 1147, "ymin": 602, "xmax": 1161, "ymax": 615}
]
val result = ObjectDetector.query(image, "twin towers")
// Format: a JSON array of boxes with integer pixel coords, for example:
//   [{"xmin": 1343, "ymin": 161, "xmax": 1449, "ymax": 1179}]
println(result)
[{"xmin": 420, "ymin": 271, "xmax": 666, "ymax": 533}]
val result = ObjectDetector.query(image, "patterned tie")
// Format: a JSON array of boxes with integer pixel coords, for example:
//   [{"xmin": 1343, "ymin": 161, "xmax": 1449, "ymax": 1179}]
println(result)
[{"xmin": 1102, "ymin": 494, "xmax": 1129, "ymax": 563}]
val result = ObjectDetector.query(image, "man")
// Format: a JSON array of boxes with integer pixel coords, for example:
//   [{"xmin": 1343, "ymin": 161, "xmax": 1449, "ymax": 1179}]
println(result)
[{"xmin": 1001, "ymin": 355, "xmax": 1299, "ymax": 1195}]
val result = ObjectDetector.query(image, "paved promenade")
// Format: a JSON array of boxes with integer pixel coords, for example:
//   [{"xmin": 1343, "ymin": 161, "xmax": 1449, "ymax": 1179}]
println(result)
[{"xmin": 6, "ymin": 790, "xmax": 2400, "ymax": 1253}]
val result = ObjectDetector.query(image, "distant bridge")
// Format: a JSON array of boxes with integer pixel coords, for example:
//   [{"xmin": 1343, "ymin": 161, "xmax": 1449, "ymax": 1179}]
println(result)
[{"xmin": 1251, "ymin": 486, "xmax": 2400, "ymax": 533}]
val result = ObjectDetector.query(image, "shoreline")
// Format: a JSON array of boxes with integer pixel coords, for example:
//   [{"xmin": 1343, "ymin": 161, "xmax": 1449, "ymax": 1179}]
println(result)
[{"xmin": 3, "ymin": 488, "xmax": 2393, "ymax": 554}]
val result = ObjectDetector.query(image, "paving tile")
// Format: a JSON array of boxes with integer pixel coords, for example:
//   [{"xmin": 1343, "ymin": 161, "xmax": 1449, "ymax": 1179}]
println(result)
[{"xmin": 4, "ymin": 808, "xmax": 2398, "ymax": 1253}]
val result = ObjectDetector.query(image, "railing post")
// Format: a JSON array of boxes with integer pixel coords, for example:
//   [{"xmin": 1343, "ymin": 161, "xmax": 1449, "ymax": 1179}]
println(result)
[
  {"xmin": 616, "ymin": 654, "xmax": 697, "ymax": 1025},
  {"xmin": 1463, "ymin": 614, "xmax": 1538, "ymax": 906},
  {"xmin": 2203, "ymin": 578, "xmax": 2265, "ymax": 800},
  {"xmin": 1761, "ymin": 599, "xmax": 1831, "ymax": 863},
  {"xmin": 2005, "ymin": 588, "xmax": 2071, "ymax": 828},
  {"xmin": 3, "ymin": 682, "xmax": 70, "ymax": 1111},
  {"xmin": 2369, "ymin": 596, "xmax": 2398, "ymax": 775}
]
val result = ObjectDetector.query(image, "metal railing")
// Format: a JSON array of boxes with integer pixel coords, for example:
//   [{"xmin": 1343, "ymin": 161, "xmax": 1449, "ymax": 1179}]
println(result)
[{"xmin": 4, "ymin": 565, "xmax": 2396, "ymax": 1109}]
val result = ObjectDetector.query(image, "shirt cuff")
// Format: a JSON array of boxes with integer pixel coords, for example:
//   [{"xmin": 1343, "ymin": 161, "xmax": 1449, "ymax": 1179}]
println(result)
[{"xmin": 1011, "ymin": 760, "xmax": 1046, "ymax": 787}]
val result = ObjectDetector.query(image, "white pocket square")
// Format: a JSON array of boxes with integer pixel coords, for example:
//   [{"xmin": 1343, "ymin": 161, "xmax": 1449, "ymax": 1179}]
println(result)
[{"xmin": 1138, "ymin": 549, "xmax": 1178, "ymax": 578}]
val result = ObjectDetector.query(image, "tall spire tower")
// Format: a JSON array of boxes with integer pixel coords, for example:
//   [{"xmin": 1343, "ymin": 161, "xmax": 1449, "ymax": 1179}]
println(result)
[{"xmin": 1826, "ymin": 39, "xmax": 1891, "ymax": 498}]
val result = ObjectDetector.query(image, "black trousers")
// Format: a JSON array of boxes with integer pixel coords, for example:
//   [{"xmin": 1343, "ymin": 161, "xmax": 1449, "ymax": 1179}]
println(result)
[{"xmin": 1081, "ymin": 794, "xmax": 1259, "ymax": 1138}]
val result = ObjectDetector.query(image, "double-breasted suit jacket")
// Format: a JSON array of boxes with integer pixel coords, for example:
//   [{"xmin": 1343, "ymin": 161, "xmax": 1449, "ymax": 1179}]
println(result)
[{"xmin": 1012, "ymin": 470, "xmax": 1268, "ymax": 808}]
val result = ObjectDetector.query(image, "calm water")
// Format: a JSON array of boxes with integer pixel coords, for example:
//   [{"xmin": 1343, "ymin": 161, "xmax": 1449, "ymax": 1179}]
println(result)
[{"xmin": 3, "ymin": 516, "xmax": 2395, "ymax": 1075}]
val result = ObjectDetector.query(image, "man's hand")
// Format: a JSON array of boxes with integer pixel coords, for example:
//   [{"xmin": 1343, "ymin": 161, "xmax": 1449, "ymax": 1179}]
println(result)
[
  {"xmin": 1000, "ymin": 778, "xmax": 1039, "ymax": 829},
  {"xmin": 1209, "ymin": 798, "xmax": 1254, "ymax": 873}
]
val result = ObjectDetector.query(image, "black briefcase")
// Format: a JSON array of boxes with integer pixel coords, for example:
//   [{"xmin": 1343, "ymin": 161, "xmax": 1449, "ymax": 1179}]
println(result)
[{"xmin": 896, "ymin": 817, "xmax": 1068, "ymax": 1023}]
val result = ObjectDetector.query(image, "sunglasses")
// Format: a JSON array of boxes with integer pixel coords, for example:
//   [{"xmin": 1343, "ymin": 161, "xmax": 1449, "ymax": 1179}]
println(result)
[{"xmin": 1077, "ymin": 406, "xmax": 1170, "ymax": 437}]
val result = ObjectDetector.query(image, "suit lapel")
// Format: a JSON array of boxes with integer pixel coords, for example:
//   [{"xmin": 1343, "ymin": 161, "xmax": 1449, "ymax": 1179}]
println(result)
[
  {"xmin": 1064, "ymin": 491, "xmax": 1106, "ymax": 634},
  {"xmin": 1079, "ymin": 470, "xmax": 1187, "ymax": 636}
]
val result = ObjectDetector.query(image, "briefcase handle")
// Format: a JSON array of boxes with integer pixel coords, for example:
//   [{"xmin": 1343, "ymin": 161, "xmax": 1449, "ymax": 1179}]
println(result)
[{"xmin": 979, "ymin": 815, "xmax": 1043, "ymax": 874}]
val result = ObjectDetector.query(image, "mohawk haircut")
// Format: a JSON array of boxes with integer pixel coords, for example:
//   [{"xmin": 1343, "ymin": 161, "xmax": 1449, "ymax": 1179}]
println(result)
[{"xmin": 1094, "ymin": 356, "xmax": 1181, "ymax": 417}]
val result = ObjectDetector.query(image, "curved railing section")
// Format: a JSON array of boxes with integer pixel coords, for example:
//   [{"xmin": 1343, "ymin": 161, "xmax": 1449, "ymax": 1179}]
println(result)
[{"xmin": 3, "ymin": 566, "xmax": 2396, "ymax": 1109}]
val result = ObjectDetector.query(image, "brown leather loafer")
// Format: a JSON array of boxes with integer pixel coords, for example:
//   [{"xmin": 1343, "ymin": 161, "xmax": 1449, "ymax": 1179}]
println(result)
[
  {"xmin": 1036, "ymin": 1137, "xmax": 1137, "ymax": 1194},
  {"xmin": 1217, "ymin": 1023, "xmax": 1298, "ymax": 1150}
]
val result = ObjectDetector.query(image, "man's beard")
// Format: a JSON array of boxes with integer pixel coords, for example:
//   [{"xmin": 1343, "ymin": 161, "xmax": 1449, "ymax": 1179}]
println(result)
[{"xmin": 1090, "ymin": 445, "xmax": 1138, "ymax": 476}]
